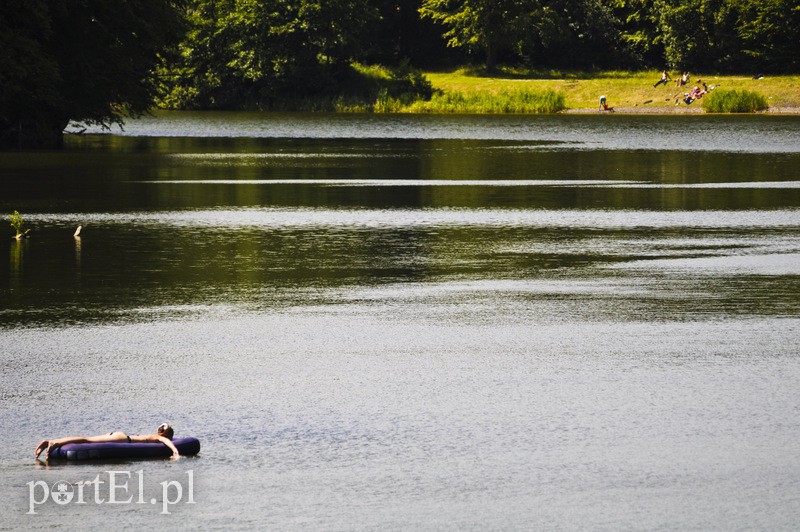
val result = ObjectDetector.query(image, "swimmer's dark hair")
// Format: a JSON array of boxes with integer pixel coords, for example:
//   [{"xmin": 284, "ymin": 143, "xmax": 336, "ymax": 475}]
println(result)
[{"xmin": 157, "ymin": 423, "xmax": 174, "ymax": 440}]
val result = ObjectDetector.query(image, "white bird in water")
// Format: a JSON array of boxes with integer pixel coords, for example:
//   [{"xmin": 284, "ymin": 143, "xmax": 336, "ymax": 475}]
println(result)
[{"xmin": 74, "ymin": 225, "xmax": 82, "ymax": 237}]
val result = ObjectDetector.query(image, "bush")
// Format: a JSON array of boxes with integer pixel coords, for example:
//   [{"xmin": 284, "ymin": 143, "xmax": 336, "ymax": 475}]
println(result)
[
  {"xmin": 386, "ymin": 60, "xmax": 434, "ymax": 101},
  {"xmin": 702, "ymin": 89, "xmax": 768, "ymax": 113}
]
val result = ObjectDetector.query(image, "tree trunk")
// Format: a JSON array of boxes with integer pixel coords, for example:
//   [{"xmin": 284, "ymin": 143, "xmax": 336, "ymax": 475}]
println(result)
[{"xmin": 485, "ymin": 42, "xmax": 498, "ymax": 72}]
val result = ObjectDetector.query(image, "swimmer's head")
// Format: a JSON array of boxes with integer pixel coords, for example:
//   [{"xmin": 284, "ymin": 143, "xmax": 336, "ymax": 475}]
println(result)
[{"xmin": 157, "ymin": 423, "xmax": 174, "ymax": 439}]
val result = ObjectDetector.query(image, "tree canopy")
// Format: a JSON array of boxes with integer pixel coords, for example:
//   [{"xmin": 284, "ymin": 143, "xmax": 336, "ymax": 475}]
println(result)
[
  {"xmin": 0, "ymin": 0, "xmax": 183, "ymax": 148},
  {"xmin": 419, "ymin": 0, "xmax": 629, "ymax": 71},
  {"xmin": 419, "ymin": 0, "xmax": 531, "ymax": 71},
  {"xmin": 656, "ymin": 0, "xmax": 800, "ymax": 72},
  {"xmin": 158, "ymin": 0, "xmax": 380, "ymax": 109},
  {"xmin": 420, "ymin": 0, "xmax": 800, "ymax": 71}
]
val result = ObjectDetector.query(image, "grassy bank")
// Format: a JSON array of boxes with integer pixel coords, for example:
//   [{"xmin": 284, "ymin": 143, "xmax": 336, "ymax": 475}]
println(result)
[
  {"xmin": 346, "ymin": 64, "xmax": 563, "ymax": 113},
  {"xmin": 158, "ymin": 64, "xmax": 799, "ymax": 114},
  {"xmin": 423, "ymin": 68, "xmax": 800, "ymax": 112}
]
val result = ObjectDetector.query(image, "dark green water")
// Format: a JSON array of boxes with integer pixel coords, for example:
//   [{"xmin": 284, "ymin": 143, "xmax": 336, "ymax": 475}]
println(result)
[{"xmin": 2, "ymin": 116, "xmax": 799, "ymax": 327}]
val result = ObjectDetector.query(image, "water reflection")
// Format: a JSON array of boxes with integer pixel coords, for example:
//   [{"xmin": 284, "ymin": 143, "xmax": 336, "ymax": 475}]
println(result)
[
  {"xmin": 1, "ymin": 136, "xmax": 798, "ymax": 213},
  {"xmin": 73, "ymin": 234, "xmax": 81, "ymax": 274},
  {"xmin": 0, "ymin": 209, "xmax": 798, "ymax": 326},
  {"xmin": 8, "ymin": 239, "xmax": 24, "ymax": 292},
  {"xmin": 0, "ymin": 116, "xmax": 798, "ymax": 328}
]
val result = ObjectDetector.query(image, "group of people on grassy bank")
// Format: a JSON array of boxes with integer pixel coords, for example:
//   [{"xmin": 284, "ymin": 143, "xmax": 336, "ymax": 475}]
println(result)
[
  {"xmin": 655, "ymin": 70, "xmax": 720, "ymax": 106},
  {"xmin": 653, "ymin": 70, "xmax": 698, "ymax": 89},
  {"xmin": 597, "ymin": 69, "xmax": 766, "ymax": 113}
]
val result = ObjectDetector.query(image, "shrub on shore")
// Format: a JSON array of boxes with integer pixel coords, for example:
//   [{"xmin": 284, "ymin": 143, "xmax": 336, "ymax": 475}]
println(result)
[{"xmin": 702, "ymin": 89, "xmax": 768, "ymax": 113}]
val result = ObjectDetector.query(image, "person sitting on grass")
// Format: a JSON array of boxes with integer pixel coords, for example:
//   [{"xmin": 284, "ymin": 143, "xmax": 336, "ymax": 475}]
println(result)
[
  {"xmin": 653, "ymin": 70, "xmax": 672, "ymax": 87},
  {"xmin": 676, "ymin": 72, "xmax": 689, "ymax": 87},
  {"xmin": 34, "ymin": 423, "xmax": 180, "ymax": 460}
]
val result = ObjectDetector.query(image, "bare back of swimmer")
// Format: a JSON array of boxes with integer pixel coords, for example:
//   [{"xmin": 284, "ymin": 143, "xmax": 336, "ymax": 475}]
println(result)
[{"xmin": 35, "ymin": 423, "xmax": 179, "ymax": 460}]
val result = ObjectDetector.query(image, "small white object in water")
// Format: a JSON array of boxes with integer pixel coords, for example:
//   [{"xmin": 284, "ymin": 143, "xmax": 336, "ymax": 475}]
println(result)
[{"xmin": 74, "ymin": 225, "xmax": 82, "ymax": 237}]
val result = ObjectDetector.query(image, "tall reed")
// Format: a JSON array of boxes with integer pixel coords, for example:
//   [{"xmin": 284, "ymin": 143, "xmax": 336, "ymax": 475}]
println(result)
[
  {"xmin": 702, "ymin": 89, "xmax": 768, "ymax": 113},
  {"xmin": 408, "ymin": 88, "xmax": 566, "ymax": 114}
]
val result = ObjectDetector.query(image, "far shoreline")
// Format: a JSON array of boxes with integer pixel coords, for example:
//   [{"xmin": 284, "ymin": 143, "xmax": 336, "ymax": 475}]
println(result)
[{"xmin": 562, "ymin": 106, "xmax": 800, "ymax": 115}]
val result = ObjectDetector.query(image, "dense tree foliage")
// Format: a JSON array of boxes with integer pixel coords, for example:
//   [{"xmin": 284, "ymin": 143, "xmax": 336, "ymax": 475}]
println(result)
[
  {"xmin": 159, "ymin": 0, "xmax": 380, "ymax": 109},
  {"xmin": 419, "ymin": 0, "xmax": 800, "ymax": 71},
  {"xmin": 1, "ymin": 0, "xmax": 798, "ymax": 146},
  {"xmin": 419, "ymin": 0, "xmax": 629, "ymax": 70},
  {"xmin": 612, "ymin": 0, "xmax": 663, "ymax": 67},
  {"xmin": 515, "ymin": 0, "xmax": 629, "ymax": 69},
  {"xmin": 0, "ymin": 0, "xmax": 183, "ymax": 148},
  {"xmin": 743, "ymin": 0, "xmax": 800, "ymax": 72},
  {"xmin": 657, "ymin": 0, "xmax": 800, "ymax": 72},
  {"xmin": 419, "ymin": 0, "xmax": 533, "ymax": 70},
  {"xmin": 360, "ymin": 0, "xmax": 453, "ymax": 67}
]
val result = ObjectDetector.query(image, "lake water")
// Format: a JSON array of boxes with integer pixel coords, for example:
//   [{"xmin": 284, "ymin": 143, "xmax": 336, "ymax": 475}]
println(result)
[{"xmin": 1, "ymin": 113, "xmax": 799, "ymax": 529}]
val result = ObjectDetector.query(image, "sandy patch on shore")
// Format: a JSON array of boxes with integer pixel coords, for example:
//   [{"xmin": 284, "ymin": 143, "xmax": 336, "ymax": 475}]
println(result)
[
  {"xmin": 764, "ymin": 107, "xmax": 800, "ymax": 114},
  {"xmin": 564, "ymin": 106, "xmax": 702, "ymax": 114},
  {"xmin": 563, "ymin": 106, "xmax": 800, "ymax": 115}
]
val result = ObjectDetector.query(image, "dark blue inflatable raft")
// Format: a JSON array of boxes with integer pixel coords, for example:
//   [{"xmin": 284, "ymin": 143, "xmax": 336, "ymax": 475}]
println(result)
[{"xmin": 48, "ymin": 437, "xmax": 200, "ymax": 460}]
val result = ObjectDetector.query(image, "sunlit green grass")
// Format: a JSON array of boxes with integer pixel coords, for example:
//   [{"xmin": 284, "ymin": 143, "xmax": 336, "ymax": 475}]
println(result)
[{"xmin": 424, "ymin": 68, "xmax": 800, "ymax": 111}]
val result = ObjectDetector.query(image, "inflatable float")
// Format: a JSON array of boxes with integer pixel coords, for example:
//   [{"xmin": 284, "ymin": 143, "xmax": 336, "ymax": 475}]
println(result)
[{"xmin": 47, "ymin": 437, "xmax": 200, "ymax": 461}]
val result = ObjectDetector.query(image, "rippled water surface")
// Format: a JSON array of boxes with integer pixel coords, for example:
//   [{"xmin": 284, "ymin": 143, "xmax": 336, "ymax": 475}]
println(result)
[{"xmin": 1, "ymin": 113, "xmax": 799, "ymax": 529}]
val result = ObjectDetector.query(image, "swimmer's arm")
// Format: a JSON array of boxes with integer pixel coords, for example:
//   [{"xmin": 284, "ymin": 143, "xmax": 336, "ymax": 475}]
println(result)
[
  {"xmin": 134, "ymin": 434, "xmax": 180, "ymax": 458},
  {"xmin": 157, "ymin": 435, "xmax": 180, "ymax": 458}
]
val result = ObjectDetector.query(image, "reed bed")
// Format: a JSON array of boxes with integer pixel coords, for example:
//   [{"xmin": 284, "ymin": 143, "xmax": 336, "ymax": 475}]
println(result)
[
  {"xmin": 701, "ymin": 89, "xmax": 769, "ymax": 113},
  {"xmin": 405, "ymin": 88, "xmax": 566, "ymax": 114}
]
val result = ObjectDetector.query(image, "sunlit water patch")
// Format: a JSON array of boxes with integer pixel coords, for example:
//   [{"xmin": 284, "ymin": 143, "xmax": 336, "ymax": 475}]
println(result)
[
  {"xmin": 136, "ymin": 179, "xmax": 642, "ymax": 186},
  {"xmin": 27, "ymin": 207, "xmax": 800, "ymax": 230},
  {"xmin": 76, "ymin": 112, "xmax": 800, "ymax": 153},
  {"xmin": 611, "ymin": 252, "xmax": 800, "ymax": 275},
  {"xmin": 503, "ymin": 235, "xmax": 800, "ymax": 258}
]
